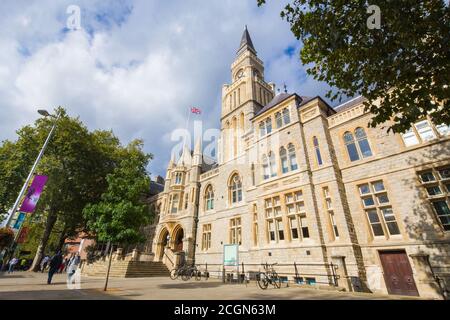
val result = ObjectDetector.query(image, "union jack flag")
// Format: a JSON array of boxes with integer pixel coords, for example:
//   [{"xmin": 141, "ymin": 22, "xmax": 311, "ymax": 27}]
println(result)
[{"xmin": 191, "ymin": 107, "xmax": 201, "ymax": 114}]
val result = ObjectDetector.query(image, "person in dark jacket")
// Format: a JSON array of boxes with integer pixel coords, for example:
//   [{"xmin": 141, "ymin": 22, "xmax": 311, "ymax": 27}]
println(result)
[{"xmin": 47, "ymin": 251, "xmax": 63, "ymax": 284}]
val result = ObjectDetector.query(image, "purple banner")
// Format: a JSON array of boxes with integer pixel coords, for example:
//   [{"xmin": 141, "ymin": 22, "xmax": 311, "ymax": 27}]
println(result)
[{"xmin": 19, "ymin": 175, "xmax": 48, "ymax": 213}]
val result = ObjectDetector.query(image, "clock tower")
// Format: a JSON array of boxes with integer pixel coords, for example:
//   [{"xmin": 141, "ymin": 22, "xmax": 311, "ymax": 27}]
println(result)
[{"xmin": 219, "ymin": 26, "xmax": 275, "ymax": 163}]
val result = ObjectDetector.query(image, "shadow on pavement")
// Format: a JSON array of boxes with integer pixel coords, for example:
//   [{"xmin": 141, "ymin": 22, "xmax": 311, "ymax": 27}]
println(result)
[
  {"xmin": 0, "ymin": 289, "xmax": 126, "ymax": 300},
  {"xmin": 158, "ymin": 281, "xmax": 224, "ymax": 290}
]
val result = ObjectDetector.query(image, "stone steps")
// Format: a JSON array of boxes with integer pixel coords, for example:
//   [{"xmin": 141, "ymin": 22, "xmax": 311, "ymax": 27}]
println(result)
[{"xmin": 83, "ymin": 260, "xmax": 169, "ymax": 278}]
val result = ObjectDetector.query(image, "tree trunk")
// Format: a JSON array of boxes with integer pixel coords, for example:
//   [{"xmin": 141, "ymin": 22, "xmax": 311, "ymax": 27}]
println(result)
[
  {"xmin": 103, "ymin": 245, "xmax": 114, "ymax": 291},
  {"xmin": 56, "ymin": 225, "xmax": 68, "ymax": 252},
  {"xmin": 29, "ymin": 211, "xmax": 57, "ymax": 272}
]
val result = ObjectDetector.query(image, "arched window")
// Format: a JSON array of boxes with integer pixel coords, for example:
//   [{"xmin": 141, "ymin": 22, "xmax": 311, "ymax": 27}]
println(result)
[
  {"xmin": 354, "ymin": 127, "xmax": 372, "ymax": 158},
  {"xmin": 275, "ymin": 112, "xmax": 282, "ymax": 128},
  {"xmin": 238, "ymin": 88, "xmax": 241, "ymax": 105},
  {"xmin": 282, "ymin": 108, "xmax": 290, "ymax": 125},
  {"xmin": 344, "ymin": 131, "xmax": 359, "ymax": 161},
  {"xmin": 265, "ymin": 118, "xmax": 272, "ymax": 134},
  {"xmin": 288, "ymin": 144, "xmax": 298, "ymax": 170},
  {"xmin": 280, "ymin": 147, "xmax": 289, "ymax": 173},
  {"xmin": 205, "ymin": 185, "xmax": 214, "ymax": 211},
  {"xmin": 313, "ymin": 136, "xmax": 323, "ymax": 166},
  {"xmin": 269, "ymin": 152, "xmax": 277, "ymax": 177},
  {"xmin": 230, "ymin": 174, "xmax": 243, "ymax": 204},
  {"xmin": 262, "ymin": 155, "xmax": 270, "ymax": 180}
]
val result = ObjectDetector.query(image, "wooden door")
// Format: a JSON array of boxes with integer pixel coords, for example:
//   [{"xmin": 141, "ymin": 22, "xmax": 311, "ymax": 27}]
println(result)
[{"xmin": 379, "ymin": 251, "xmax": 419, "ymax": 296}]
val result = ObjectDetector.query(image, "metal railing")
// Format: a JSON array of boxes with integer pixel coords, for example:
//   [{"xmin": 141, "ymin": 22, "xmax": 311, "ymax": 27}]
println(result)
[{"xmin": 191, "ymin": 261, "xmax": 339, "ymax": 287}]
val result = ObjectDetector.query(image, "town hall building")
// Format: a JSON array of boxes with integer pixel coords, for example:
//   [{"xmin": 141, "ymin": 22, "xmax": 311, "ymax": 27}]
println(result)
[{"xmin": 147, "ymin": 27, "xmax": 450, "ymax": 299}]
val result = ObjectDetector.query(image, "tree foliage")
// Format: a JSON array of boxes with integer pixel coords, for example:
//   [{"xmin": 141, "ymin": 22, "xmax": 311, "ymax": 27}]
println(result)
[
  {"xmin": 0, "ymin": 227, "xmax": 14, "ymax": 250},
  {"xmin": 0, "ymin": 107, "xmax": 153, "ymax": 269},
  {"xmin": 83, "ymin": 140, "xmax": 152, "ymax": 245},
  {"xmin": 257, "ymin": 0, "xmax": 450, "ymax": 132}
]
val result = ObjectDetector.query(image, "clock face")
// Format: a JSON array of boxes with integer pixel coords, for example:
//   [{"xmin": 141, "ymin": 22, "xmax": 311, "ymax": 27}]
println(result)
[{"xmin": 236, "ymin": 70, "xmax": 244, "ymax": 79}]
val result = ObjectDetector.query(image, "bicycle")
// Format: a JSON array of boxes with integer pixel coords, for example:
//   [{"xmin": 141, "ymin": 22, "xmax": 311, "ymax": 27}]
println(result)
[
  {"xmin": 257, "ymin": 263, "xmax": 281, "ymax": 290},
  {"xmin": 181, "ymin": 264, "xmax": 201, "ymax": 281},
  {"xmin": 169, "ymin": 264, "xmax": 188, "ymax": 280}
]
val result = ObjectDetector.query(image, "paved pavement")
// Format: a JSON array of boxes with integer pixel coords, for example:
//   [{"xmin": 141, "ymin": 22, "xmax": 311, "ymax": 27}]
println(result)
[{"xmin": 0, "ymin": 271, "xmax": 423, "ymax": 300}]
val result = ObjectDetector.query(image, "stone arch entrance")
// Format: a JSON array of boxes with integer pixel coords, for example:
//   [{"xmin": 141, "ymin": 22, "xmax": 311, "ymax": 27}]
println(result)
[
  {"xmin": 172, "ymin": 226, "xmax": 184, "ymax": 252},
  {"xmin": 156, "ymin": 228, "xmax": 169, "ymax": 260}
]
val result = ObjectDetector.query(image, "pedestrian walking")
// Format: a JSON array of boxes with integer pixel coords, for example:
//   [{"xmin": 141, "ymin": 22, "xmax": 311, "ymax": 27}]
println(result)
[
  {"xmin": 58, "ymin": 259, "xmax": 66, "ymax": 273},
  {"xmin": 40, "ymin": 255, "xmax": 50, "ymax": 273},
  {"xmin": 67, "ymin": 252, "xmax": 81, "ymax": 283},
  {"xmin": 47, "ymin": 251, "xmax": 63, "ymax": 284},
  {"xmin": 20, "ymin": 258, "xmax": 27, "ymax": 271},
  {"xmin": 7, "ymin": 257, "xmax": 19, "ymax": 274}
]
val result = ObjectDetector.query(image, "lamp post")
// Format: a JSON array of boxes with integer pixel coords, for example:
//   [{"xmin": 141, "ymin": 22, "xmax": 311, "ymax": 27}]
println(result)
[{"xmin": 1, "ymin": 109, "xmax": 58, "ymax": 229}]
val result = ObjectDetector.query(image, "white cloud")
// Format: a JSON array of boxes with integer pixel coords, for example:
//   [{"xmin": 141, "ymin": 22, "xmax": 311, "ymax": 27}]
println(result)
[{"xmin": 0, "ymin": 0, "xmax": 336, "ymax": 177}]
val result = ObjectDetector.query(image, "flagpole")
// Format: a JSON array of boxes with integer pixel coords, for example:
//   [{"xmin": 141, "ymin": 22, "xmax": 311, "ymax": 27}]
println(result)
[{"xmin": 183, "ymin": 107, "xmax": 191, "ymax": 150}]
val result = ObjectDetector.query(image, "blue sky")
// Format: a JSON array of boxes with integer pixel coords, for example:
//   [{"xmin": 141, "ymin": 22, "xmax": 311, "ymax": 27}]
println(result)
[{"xmin": 0, "ymin": 0, "xmax": 342, "ymax": 178}]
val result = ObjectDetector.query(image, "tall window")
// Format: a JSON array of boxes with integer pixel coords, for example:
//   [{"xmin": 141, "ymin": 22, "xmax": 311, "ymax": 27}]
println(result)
[
  {"xmin": 259, "ymin": 122, "xmax": 265, "ymax": 137},
  {"xmin": 344, "ymin": 128, "xmax": 372, "ymax": 162},
  {"xmin": 313, "ymin": 136, "xmax": 323, "ymax": 166},
  {"xmin": 174, "ymin": 172, "xmax": 182, "ymax": 184},
  {"xmin": 184, "ymin": 192, "xmax": 189, "ymax": 210},
  {"xmin": 265, "ymin": 118, "xmax": 272, "ymax": 135},
  {"xmin": 358, "ymin": 181, "xmax": 400, "ymax": 238},
  {"xmin": 282, "ymin": 108, "xmax": 290, "ymax": 125},
  {"xmin": 251, "ymin": 163, "xmax": 255, "ymax": 186},
  {"xmin": 269, "ymin": 152, "xmax": 277, "ymax": 178},
  {"xmin": 280, "ymin": 147, "xmax": 289, "ymax": 173},
  {"xmin": 262, "ymin": 155, "xmax": 270, "ymax": 180},
  {"xmin": 230, "ymin": 217, "xmax": 242, "ymax": 244},
  {"xmin": 170, "ymin": 194, "xmax": 179, "ymax": 214},
  {"xmin": 323, "ymin": 187, "xmax": 339, "ymax": 240},
  {"xmin": 355, "ymin": 128, "xmax": 373, "ymax": 158},
  {"xmin": 202, "ymin": 224, "xmax": 212, "ymax": 250},
  {"xmin": 253, "ymin": 204, "xmax": 259, "ymax": 246},
  {"xmin": 344, "ymin": 132, "xmax": 359, "ymax": 161},
  {"xmin": 418, "ymin": 168, "xmax": 450, "ymax": 231},
  {"xmin": 285, "ymin": 190, "xmax": 309, "ymax": 241},
  {"xmin": 265, "ymin": 196, "xmax": 283, "ymax": 242},
  {"xmin": 205, "ymin": 185, "xmax": 214, "ymax": 211},
  {"xmin": 288, "ymin": 144, "xmax": 298, "ymax": 170},
  {"xmin": 230, "ymin": 174, "xmax": 242, "ymax": 204},
  {"xmin": 275, "ymin": 112, "xmax": 282, "ymax": 128}
]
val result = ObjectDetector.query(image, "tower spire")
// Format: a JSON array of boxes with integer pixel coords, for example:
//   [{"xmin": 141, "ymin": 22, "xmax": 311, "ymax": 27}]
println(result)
[{"xmin": 237, "ymin": 25, "xmax": 256, "ymax": 55}]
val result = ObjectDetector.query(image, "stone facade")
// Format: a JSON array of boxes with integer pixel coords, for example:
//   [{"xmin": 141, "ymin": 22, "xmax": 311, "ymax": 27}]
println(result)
[{"xmin": 149, "ymin": 28, "xmax": 450, "ymax": 299}]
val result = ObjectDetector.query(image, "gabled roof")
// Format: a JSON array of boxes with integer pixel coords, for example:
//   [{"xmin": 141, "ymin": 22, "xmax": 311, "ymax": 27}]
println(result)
[{"xmin": 254, "ymin": 93, "xmax": 313, "ymax": 118}]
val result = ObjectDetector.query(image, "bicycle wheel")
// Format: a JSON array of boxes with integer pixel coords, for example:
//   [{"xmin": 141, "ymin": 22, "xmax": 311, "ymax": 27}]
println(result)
[
  {"xmin": 257, "ymin": 273, "xmax": 269, "ymax": 290},
  {"xmin": 169, "ymin": 268, "xmax": 178, "ymax": 280},
  {"xmin": 181, "ymin": 268, "xmax": 193, "ymax": 281},
  {"xmin": 271, "ymin": 271, "xmax": 281, "ymax": 289},
  {"xmin": 194, "ymin": 270, "xmax": 201, "ymax": 281}
]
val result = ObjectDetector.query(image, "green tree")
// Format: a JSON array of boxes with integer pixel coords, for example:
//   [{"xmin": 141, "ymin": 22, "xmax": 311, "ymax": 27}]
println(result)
[
  {"xmin": 83, "ymin": 140, "xmax": 152, "ymax": 290},
  {"xmin": 0, "ymin": 107, "xmax": 130, "ymax": 271},
  {"xmin": 257, "ymin": 0, "xmax": 450, "ymax": 132}
]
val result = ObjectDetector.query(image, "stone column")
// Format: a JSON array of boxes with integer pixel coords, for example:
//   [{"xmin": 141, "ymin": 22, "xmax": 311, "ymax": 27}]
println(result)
[
  {"xmin": 409, "ymin": 253, "xmax": 443, "ymax": 300},
  {"xmin": 331, "ymin": 255, "xmax": 351, "ymax": 291}
]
